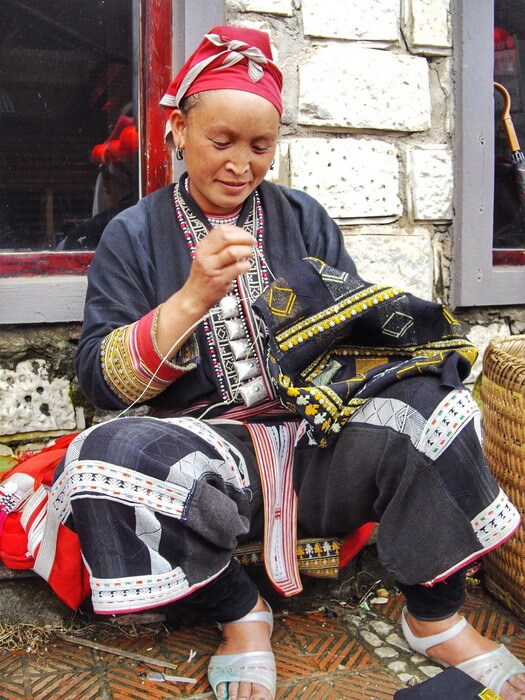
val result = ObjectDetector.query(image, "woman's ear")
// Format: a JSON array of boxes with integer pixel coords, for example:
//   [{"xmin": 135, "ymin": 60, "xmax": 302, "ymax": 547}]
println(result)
[{"xmin": 169, "ymin": 109, "xmax": 186, "ymax": 150}]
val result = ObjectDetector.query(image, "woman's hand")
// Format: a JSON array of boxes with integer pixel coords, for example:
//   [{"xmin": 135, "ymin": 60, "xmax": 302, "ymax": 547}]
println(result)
[
  {"xmin": 156, "ymin": 225, "xmax": 255, "ymax": 360},
  {"xmin": 182, "ymin": 224, "xmax": 256, "ymax": 316}
]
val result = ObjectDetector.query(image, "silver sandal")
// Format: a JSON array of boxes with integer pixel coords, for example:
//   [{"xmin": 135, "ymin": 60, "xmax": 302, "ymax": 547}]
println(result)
[
  {"xmin": 401, "ymin": 606, "xmax": 525, "ymax": 695},
  {"xmin": 207, "ymin": 601, "xmax": 276, "ymax": 699}
]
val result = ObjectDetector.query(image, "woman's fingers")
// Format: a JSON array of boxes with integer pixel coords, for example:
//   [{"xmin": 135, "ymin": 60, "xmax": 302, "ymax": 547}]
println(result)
[
  {"xmin": 183, "ymin": 225, "xmax": 256, "ymax": 310},
  {"xmin": 201, "ymin": 225, "xmax": 256, "ymax": 261}
]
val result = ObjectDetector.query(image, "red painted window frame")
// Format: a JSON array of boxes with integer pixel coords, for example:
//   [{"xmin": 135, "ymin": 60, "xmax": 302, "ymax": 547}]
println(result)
[{"xmin": 0, "ymin": 0, "xmax": 172, "ymax": 279}]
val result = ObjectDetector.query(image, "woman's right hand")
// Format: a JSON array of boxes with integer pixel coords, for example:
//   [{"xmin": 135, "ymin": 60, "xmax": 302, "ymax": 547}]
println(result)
[
  {"xmin": 182, "ymin": 224, "xmax": 256, "ymax": 316},
  {"xmin": 156, "ymin": 224, "xmax": 256, "ymax": 360}
]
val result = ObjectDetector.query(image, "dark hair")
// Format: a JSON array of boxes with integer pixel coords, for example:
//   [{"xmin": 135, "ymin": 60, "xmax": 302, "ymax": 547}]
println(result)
[{"xmin": 179, "ymin": 94, "xmax": 201, "ymax": 114}]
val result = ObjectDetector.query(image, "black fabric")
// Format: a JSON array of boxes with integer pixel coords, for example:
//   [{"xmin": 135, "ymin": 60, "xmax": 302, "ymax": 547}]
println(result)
[
  {"xmin": 397, "ymin": 568, "xmax": 467, "ymax": 621},
  {"xmin": 394, "ymin": 666, "xmax": 495, "ymax": 699},
  {"xmin": 181, "ymin": 558, "xmax": 259, "ymax": 623}
]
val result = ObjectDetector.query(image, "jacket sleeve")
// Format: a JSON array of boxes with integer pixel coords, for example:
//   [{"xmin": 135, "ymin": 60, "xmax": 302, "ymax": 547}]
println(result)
[{"xmin": 75, "ymin": 205, "xmax": 198, "ymax": 410}]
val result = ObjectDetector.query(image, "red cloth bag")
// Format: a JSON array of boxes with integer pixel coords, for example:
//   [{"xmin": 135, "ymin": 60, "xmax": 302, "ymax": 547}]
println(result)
[{"xmin": 0, "ymin": 434, "xmax": 91, "ymax": 609}]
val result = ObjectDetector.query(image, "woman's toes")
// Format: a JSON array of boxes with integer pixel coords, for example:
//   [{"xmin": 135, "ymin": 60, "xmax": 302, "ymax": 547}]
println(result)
[
  {"xmin": 220, "ymin": 681, "xmax": 272, "ymax": 700},
  {"xmin": 216, "ymin": 680, "xmax": 229, "ymax": 699}
]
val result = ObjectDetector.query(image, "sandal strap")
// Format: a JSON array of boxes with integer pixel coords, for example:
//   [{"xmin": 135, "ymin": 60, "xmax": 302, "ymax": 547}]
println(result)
[
  {"xmin": 218, "ymin": 599, "xmax": 274, "ymax": 636},
  {"xmin": 457, "ymin": 644, "xmax": 525, "ymax": 695},
  {"xmin": 208, "ymin": 650, "xmax": 276, "ymax": 698},
  {"xmin": 401, "ymin": 606, "xmax": 468, "ymax": 656}
]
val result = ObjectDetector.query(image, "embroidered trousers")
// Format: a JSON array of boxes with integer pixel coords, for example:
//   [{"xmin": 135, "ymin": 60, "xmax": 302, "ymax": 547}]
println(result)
[{"xmin": 52, "ymin": 376, "xmax": 519, "ymax": 617}]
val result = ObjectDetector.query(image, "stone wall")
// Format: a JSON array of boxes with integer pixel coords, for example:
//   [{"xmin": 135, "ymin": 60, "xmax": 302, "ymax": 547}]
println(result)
[
  {"xmin": 223, "ymin": 0, "xmax": 524, "ymax": 374},
  {"xmin": 1, "ymin": 0, "xmax": 524, "ymax": 454}
]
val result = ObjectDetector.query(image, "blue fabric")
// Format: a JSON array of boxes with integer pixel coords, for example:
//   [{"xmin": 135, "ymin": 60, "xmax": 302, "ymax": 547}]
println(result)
[{"xmin": 75, "ymin": 178, "xmax": 356, "ymax": 412}]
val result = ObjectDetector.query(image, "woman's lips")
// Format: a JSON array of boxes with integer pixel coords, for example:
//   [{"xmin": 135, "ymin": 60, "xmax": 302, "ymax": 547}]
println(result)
[{"xmin": 219, "ymin": 180, "xmax": 250, "ymax": 191}]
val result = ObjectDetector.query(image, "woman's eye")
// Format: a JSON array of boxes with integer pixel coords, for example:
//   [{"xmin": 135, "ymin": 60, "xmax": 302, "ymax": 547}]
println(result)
[
  {"xmin": 253, "ymin": 145, "xmax": 270, "ymax": 154},
  {"xmin": 212, "ymin": 140, "xmax": 230, "ymax": 148}
]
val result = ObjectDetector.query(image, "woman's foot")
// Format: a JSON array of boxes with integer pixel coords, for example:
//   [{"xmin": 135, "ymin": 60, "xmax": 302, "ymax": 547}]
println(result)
[
  {"xmin": 213, "ymin": 596, "xmax": 274, "ymax": 700},
  {"xmin": 405, "ymin": 611, "xmax": 525, "ymax": 699}
]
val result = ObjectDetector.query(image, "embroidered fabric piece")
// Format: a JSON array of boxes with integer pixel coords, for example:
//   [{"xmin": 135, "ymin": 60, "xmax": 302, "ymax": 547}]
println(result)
[
  {"xmin": 244, "ymin": 420, "xmax": 302, "ymax": 596},
  {"xmin": 234, "ymin": 537, "xmax": 343, "ymax": 579},
  {"xmin": 90, "ymin": 566, "xmax": 193, "ymax": 613},
  {"xmin": 253, "ymin": 257, "xmax": 478, "ymax": 447},
  {"xmin": 424, "ymin": 487, "xmax": 520, "ymax": 586},
  {"xmin": 472, "ymin": 488, "xmax": 520, "ymax": 548},
  {"xmin": 348, "ymin": 397, "xmax": 426, "ymax": 447}
]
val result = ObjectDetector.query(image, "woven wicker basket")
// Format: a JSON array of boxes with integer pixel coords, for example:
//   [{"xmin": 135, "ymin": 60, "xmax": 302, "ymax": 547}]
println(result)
[{"xmin": 480, "ymin": 335, "xmax": 525, "ymax": 622}]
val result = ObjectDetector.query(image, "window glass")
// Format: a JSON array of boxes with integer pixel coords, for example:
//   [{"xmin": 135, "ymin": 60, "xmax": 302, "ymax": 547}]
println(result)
[
  {"xmin": 493, "ymin": 0, "xmax": 525, "ymax": 265},
  {"xmin": 0, "ymin": 0, "xmax": 138, "ymax": 252}
]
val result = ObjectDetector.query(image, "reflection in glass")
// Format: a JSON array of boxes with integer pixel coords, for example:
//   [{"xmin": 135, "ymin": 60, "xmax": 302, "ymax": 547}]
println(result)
[
  {"xmin": 0, "ymin": 0, "xmax": 138, "ymax": 252},
  {"xmin": 494, "ymin": 1, "xmax": 525, "ymax": 262}
]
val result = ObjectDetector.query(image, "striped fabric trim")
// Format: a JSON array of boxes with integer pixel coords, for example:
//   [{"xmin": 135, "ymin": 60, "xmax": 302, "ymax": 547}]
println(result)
[
  {"xmin": 415, "ymin": 389, "xmax": 480, "ymax": 461},
  {"xmin": 155, "ymin": 398, "xmax": 295, "ymax": 421},
  {"xmin": 20, "ymin": 485, "xmax": 48, "ymax": 559},
  {"xmin": 100, "ymin": 307, "xmax": 197, "ymax": 404},
  {"xmin": 33, "ymin": 495, "xmax": 61, "ymax": 583},
  {"xmin": 424, "ymin": 488, "xmax": 520, "ymax": 586},
  {"xmin": 244, "ymin": 421, "xmax": 302, "ymax": 597},
  {"xmin": 89, "ymin": 562, "xmax": 230, "ymax": 614},
  {"xmin": 472, "ymin": 488, "xmax": 521, "ymax": 549}
]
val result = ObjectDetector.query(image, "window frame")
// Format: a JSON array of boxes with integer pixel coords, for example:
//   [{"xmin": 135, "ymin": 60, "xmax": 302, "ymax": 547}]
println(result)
[
  {"xmin": 452, "ymin": 0, "xmax": 525, "ymax": 307},
  {"xmin": 0, "ymin": 0, "xmax": 173, "ymax": 323}
]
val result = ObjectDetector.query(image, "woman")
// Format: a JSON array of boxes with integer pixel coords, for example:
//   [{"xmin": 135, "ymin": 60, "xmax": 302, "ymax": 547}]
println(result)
[{"xmin": 52, "ymin": 25, "xmax": 524, "ymax": 700}]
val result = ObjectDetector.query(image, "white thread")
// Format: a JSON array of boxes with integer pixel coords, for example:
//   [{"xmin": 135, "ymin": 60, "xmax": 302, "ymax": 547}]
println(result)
[
  {"xmin": 116, "ymin": 314, "xmax": 208, "ymax": 419},
  {"xmin": 196, "ymin": 399, "xmax": 235, "ymax": 421},
  {"xmin": 254, "ymin": 247, "xmax": 276, "ymax": 281}
]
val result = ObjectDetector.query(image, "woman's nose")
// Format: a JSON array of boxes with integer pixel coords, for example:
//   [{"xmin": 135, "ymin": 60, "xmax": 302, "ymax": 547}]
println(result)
[{"xmin": 225, "ymin": 147, "xmax": 250, "ymax": 174}]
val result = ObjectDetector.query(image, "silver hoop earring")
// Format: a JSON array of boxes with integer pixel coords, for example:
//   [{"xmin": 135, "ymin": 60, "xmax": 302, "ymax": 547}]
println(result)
[{"xmin": 175, "ymin": 147, "xmax": 184, "ymax": 161}]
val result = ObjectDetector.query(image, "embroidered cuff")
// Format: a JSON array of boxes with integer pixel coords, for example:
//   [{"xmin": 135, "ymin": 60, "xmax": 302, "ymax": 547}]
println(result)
[
  {"xmin": 150, "ymin": 305, "xmax": 200, "ymax": 370},
  {"xmin": 100, "ymin": 307, "xmax": 198, "ymax": 404}
]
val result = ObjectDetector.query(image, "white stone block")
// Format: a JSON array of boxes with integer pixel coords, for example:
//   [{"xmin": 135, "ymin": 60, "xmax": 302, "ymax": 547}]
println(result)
[
  {"xmin": 289, "ymin": 137, "xmax": 401, "ymax": 219},
  {"xmin": 434, "ymin": 58, "xmax": 452, "ymax": 133},
  {"xmin": 403, "ymin": 0, "xmax": 451, "ymax": 55},
  {"xmin": 376, "ymin": 646, "xmax": 399, "ymax": 659},
  {"xmin": 408, "ymin": 146, "xmax": 453, "ymax": 221},
  {"xmin": 344, "ymin": 230, "xmax": 433, "ymax": 299},
  {"xmin": 227, "ymin": 0, "xmax": 293, "ymax": 15},
  {"xmin": 0, "ymin": 360, "xmax": 76, "ymax": 437},
  {"xmin": 467, "ymin": 323, "xmax": 510, "ymax": 384},
  {"xmin": 299, "ymin": 47, "xmax": 431, "ymax": 132},
  {"xmin": 420, "ymin": 664, "xmax": 444, "ymax": 678},
  {"xmin": 302, "ymin": 0, "xmax": 399, "ymax": 43}
]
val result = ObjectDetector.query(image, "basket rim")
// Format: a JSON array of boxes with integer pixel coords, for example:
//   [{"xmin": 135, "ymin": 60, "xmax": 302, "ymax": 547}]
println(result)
[{"xmin": 484, "ymin": 335, "xmax": 525, "ymax": 372}]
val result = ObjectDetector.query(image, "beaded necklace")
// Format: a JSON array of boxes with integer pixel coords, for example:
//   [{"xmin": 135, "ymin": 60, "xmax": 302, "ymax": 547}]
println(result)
[
  {"xmin": 172, "ymin": 182, "xmax": 274, "ymax": 407},
  {"xmin": 207, "ymin": 209, "xmax": 242, "ymax": 228}
]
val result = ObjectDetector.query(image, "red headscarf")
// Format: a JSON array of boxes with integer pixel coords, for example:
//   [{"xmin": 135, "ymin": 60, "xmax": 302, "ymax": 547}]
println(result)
[{"xmin": 160, "ymin": 25, "xmax": 283, "ymax": 115}]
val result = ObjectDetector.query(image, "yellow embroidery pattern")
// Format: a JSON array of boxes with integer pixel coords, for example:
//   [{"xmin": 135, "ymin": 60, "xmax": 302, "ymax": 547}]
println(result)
[{"xmin": 275, "ymin": 285, "xmax": 403, "ymax": 351}]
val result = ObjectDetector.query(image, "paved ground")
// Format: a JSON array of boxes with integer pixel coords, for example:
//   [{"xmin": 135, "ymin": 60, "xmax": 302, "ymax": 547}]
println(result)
[{"xmin": 0, "ymin": 547, "xmax": 524, "ymax": 699}]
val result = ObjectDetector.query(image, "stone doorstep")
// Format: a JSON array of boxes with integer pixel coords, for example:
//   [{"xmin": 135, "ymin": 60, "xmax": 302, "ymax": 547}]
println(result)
[{"xmin": 0, "ymin": 563, "xmax": 37, "ymax": 579}]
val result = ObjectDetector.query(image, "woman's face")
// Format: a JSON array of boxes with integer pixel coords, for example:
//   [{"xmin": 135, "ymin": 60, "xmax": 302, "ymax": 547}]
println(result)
[{"xmin": 170, "ymin": 89, "xmax": 280, "ymax": 215}]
